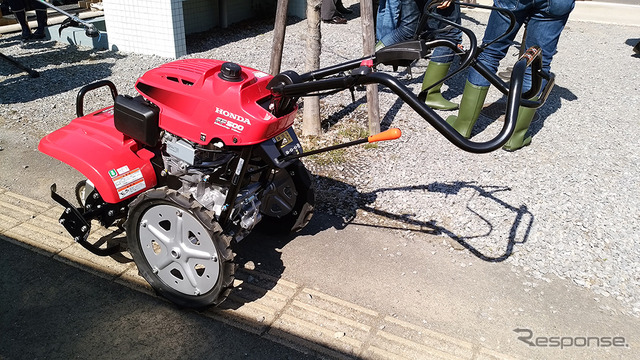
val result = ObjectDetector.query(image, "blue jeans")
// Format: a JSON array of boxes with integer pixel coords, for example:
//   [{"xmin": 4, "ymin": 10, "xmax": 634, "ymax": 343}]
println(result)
[
  {"xmin": 376, "ymin": 0, "xmax": 421, "ymax": 47},
  {"xmin": 428, "ymin": 4, "xmax": 463, "ymax": 64},
  {"xmin": 467, "ymin": 0, "xmax": 575, "ymax": 92}
]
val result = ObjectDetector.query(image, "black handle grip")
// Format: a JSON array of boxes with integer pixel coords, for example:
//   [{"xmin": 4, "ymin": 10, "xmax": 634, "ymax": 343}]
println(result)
[{"xmin": 76, "ymin": 80, "xmax": 118, "ymax": 117}]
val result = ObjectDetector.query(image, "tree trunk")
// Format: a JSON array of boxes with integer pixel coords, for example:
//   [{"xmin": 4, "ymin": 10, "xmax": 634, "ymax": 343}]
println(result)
[
  {"xmin": 269, "ymin": 0, "xmax": 289, "ymax": 75},
  {"xmin": 302, "ymin": 0, "xmax": 322, "ymax": 137},
  {"xmin": 360, "ymin": 0, "xmax": 381, "ymax": 135}
]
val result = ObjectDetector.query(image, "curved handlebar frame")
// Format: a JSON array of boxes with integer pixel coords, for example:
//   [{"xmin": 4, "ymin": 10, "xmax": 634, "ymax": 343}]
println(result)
[
  {"xmin": 267, "ymin": 3, "xmax": 555, "ymax": 153},
  {"xmin": 76, "ymin": 80, "xmax": 118, "ymax": 117}
]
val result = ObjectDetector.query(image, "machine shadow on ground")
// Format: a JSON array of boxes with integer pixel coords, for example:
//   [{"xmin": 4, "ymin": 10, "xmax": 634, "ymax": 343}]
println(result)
[
  {"xmin": 223, "ymin": 173, "xmax": 534, "ymax": 309},
  {"xmin": 309, "ymin": 175, "xmax": 534, "ymax": 262}
]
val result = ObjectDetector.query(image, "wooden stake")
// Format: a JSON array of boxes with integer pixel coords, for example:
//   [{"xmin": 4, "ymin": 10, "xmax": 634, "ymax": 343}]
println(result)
[
  {"xmin": 302, "ymin": 0, "xmax": 322, "ymax": 137},
  {"xmin": 269, "ymin": 0, "xmax": 289, "ymax": 75},
  {"xmin": 360, "ymin": 0, "xmax": 381, "ymax": 135}
]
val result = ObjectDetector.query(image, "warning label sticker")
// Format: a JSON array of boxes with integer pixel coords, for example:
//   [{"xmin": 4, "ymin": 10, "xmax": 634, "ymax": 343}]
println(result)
[{"xmin": 112, "ymin": 168, "xmax": 146, "ymax": 199}]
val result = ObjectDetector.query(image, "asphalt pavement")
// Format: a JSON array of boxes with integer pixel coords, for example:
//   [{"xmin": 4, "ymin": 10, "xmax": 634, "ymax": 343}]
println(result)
[{"xmin": 0, "ymin": 239, "xmax": 319, "ymax": 360}]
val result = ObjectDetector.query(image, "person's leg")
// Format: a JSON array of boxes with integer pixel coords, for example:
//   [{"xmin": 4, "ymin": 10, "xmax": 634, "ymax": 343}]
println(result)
[
  {"xmin": 378, "ymin": 0, "xmax": 420, "ymax": 47},
  {"xmin": 32, "ymin": 0, "xmax": 48, "ymax": 39},
  {"xmin": 450, "ymin": 0, "xmax": 528, "ymax": 137},
  {"xmin": 321, "ymin": 0, "xmax": 337, "ymax": 20},
  {"xmin": 322, "ymin": 0, "xmax": 347, "ymax": 23},
  {"xmin": 502, "ymin": 98, "xmax": 537, "ymax": 150},
  {"xmin": 32, "ymin": 0, "xmax": 48, "ymax": 36},
  {"xmin": 421, "ymin": 4, "xmax": 463, "ymax": 110},
  {"xmin": 523, "ymin": 0, "xmax": 574, "ymax": 91},
  {"xmin": 376, "ymin": 0, "xmax": 393, "ymax": 49},
  {"xmin": 467, "ymin": 3, "xmax": 529, "ymax": 88},
  {"xmin": 445, "ymin": 81, "xmax": 489, "ymax": 137},
  {"xmin": 503, "ymin": 0, "xmax": 573, "ymax": 150},
  {"xmin": 7, "ymin": 0, "xmax": 31, "ymax": 39},
  {"xmin": 422, "ymin": 60, "xmax": 459, "ymax": 110},
  {"xmin": 32, "ymin": 9, "xmax": 47, "ymax": 38}
]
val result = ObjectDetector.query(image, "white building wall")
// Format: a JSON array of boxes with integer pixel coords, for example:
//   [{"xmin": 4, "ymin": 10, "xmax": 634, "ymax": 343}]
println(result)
[
  {"xmin": 103, "ymin": 0, "xmax": 186, "ymax": 58},
  {"xmin": 102, "ymin": 0, "xmax": 307, "ymax": 59}
]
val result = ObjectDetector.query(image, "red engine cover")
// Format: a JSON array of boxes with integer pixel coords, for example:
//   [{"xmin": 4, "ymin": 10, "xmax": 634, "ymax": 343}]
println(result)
[{"xmin": 134, "ymin": 59, "xmax": 296, "ymax": 146}]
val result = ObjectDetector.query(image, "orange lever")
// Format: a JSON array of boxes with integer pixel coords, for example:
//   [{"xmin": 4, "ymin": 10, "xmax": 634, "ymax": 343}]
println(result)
[{"xmin": 367, "ymin": 128, "xmax": 402, "ymax": 143}]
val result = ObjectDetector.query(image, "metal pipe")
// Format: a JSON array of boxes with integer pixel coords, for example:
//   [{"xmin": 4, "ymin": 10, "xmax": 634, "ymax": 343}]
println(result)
[
  {"xmin": 0, "ymin": 52, "xmax": 39, "ymax": 78},
  {"xmin": 0, "ymin": 10, "xmax": 102, "ymax": 34},
  {"xmin": 35, "ymin": 0, "xmax": 100, "ymax": 37}
]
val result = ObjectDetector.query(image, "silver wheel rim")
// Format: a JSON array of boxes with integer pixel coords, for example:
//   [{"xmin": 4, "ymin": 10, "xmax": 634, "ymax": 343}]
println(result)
[{"xmin": 138, "ymin": 204, "xmax": 220, "ymax": 296}]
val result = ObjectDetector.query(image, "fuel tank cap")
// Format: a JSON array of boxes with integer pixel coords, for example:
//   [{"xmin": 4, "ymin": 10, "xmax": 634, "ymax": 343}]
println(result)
[{"xmin": 219, "ymin": 62, "xmax": 243, "ymax": 82}]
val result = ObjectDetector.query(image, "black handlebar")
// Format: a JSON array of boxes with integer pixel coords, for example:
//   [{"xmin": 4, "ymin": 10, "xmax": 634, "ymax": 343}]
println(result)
[
  {"xmin": 76, "ymin": 80, "xmax": 118, "ymax": 117},
  {"xmin": 267, "ymin": 3, "xmax": 555, "ymax": 153}
]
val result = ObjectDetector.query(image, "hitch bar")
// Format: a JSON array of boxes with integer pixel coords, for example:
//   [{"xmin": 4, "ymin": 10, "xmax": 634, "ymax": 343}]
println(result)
[{"xmin": 51, "ymin": 184, "xmax": 122, "ymax": 256}]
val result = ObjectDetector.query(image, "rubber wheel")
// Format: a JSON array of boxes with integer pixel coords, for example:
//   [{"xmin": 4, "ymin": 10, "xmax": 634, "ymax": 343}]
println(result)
[
  {"xmin": 126, "ymin": 188, "xmax": 235, "ymax": 308},
  {"xmin": 75, "ymin": 180, "xmax": 87, "ymax": 207}
]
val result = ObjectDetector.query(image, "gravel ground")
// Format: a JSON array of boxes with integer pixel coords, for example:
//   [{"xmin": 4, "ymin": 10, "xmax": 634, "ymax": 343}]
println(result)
[{"xmin": 1, "ymin": 2, "xmax": 639, "ymax": 317}]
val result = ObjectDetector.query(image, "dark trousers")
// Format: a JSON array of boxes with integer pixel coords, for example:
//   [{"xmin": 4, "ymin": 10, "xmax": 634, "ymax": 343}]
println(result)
[{"xmin": 6, "ymin": 0, "xmax": 47, "ymax": 12}]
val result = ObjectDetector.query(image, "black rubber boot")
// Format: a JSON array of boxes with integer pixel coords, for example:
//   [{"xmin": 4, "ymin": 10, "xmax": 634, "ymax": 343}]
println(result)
[
  {"xmin": 32, "ymin": 9, "xmax": 48, "ymax": 39},
  {"xmin": 13, "ymin": 10, "xmax": 32, "ymax": 40}
]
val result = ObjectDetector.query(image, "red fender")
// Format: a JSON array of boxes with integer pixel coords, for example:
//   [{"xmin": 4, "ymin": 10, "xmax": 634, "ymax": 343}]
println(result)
[{"xmin": 38, "ymin": 107, "xmax": 157, "ymax": 204}]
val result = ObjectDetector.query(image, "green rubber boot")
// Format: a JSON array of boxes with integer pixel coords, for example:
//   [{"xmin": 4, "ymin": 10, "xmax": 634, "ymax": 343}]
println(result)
[
  {"xmin": 503, "ymin": 103, "xmax": 537, "ymax": 151},
  {"xmin": 446, "ymin": 81, "xmax": 489, "ymax": 138},
  {"xmin": 422, "ymin": 61, "xmax": 458, "ymax": 110}
]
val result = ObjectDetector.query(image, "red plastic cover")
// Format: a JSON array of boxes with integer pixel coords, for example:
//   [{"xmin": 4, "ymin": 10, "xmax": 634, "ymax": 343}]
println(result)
[{"xmin": 38, "ymin": 108, "xmax": 157, "ymax": 204}]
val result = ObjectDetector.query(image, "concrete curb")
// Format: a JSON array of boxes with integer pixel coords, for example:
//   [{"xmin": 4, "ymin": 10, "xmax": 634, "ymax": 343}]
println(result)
[{"xmin": 0, "ymin": 188, "xmax": 518, "ymax": 359}]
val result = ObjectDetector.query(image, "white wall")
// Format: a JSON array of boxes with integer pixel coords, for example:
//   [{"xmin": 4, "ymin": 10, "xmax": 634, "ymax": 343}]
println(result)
[
  {"xmin": 103, "ymin": 0, "xmax": 308, "ymax": 59},
  {"xmin": 103, "ymin": 0, "xmax": 186, "ymax": 58}
]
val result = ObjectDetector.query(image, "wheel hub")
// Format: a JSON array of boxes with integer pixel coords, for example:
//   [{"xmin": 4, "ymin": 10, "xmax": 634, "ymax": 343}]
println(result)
[{"xmin": 137, "ymin": 204, "xmax": 220, "ymax": 296}]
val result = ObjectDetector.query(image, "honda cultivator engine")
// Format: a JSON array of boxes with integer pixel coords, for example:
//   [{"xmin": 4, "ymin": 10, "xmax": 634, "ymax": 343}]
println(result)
[{"xmin": 40, "ymin": 59, "xmax": 316, "ymax": 307}]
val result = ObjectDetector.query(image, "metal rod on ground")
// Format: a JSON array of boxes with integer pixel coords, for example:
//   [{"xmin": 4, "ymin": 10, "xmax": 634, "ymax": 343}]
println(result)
[
  {"xmin": 270, "ymin": 0, "xmax": 289, "ymax": 75},
  {"xmin": 360, "ymin": 0, "xmax": 381, "ymax": 135},
  {"xmin": 0, "ymin": 53, "xmax": 39, "ymax": 78}
]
